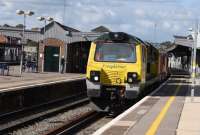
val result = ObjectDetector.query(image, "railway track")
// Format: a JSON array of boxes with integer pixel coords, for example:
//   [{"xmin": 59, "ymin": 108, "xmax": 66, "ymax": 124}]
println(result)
[
  {"xmin": 0, "ymin": 92, "xmax": 89, "ymax": 134},
  {"xmin": 0, "ymin": 80, "xmax": 167, "ymax": 135},
  {"xmin": 40, "ymin": 82, "xmax": 164, "ymax": 135},
  {"xmin": 44, "ymin": 111, "xmax": 102, "ymax": 135},
  {"xmin": 6, "ymin": 104, "xmax": 102, "ymax": 135}
]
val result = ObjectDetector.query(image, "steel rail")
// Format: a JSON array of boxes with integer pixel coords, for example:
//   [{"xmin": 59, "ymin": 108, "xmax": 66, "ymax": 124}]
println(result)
[
  {"xmin": 44, "ymin": 111, "xmax": 103, "ymax": 135},
  {"xmin": 0, "ymin": 93, "xmax": 88, "ymax": 134}
]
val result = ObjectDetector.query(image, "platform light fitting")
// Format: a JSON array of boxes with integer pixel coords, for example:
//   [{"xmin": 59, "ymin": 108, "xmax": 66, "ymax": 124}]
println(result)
[
  {"xmin": 37, "ymin": 16, "xmax": 45, "ymax": 21},
  {"xmin": 16, "ymin": 10, "xmax": 34, "ymax": 16},
  {"xmin": 47, "ymin": 17, "xmax": 54, "ymax": 21},
  {"xmin": 16, "ymin": 10, "xmax": 24, "ymax": 15},
  {"xmin": 37, "ymin": 16, "xmax": 54, "ymax": 22}
]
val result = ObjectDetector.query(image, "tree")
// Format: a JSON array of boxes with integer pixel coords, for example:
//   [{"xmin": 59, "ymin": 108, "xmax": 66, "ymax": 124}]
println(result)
[
  {"xmin": 3, "ymin": 24, "xmax": 10, "ymax": 27},
  {"xmin": 160, "ymin": 41, "xmax": 172, "ymax": 46},
  {"xmin": 159, "ymin": 41, "xmax": 175, "ymax": 52}
]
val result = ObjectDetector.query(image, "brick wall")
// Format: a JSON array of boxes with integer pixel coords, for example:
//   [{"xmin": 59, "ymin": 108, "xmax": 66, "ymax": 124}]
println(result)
[{"xmin": 0, "ymin": 35, "xmax": 8, "ymax": 43}]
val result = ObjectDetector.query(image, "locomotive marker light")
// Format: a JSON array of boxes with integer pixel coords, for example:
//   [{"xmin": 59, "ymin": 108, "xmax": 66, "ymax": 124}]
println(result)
[
  {"xmin": 132, "ymin": 73, "xmax": 137, "ymax": 78},
  {"xmin": 16, "ymin": 10, "xmax": 34, "ymax": 75}
]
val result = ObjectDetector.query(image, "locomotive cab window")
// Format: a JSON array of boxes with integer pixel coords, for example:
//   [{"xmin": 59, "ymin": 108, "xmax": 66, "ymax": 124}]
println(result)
[{"xmin": 94, "ymin": 43, "xmax": 136, "ymax": 63}]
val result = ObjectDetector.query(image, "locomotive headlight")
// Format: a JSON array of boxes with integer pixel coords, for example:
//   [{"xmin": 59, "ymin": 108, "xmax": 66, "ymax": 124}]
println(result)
[
  {"xmin": 128, "ymin": 78, "xmax": 133, "ymax": 83},
  {"xmin": 90, "ymin": 71, "xmax": 100, "ymax": 82},
  {"xmin": 94, "ymin": 76, "xmax": 99, "ymax": 81},
  {"xmin": 127, "ymin": 72, "xmax": 138, "ymax": 83}
]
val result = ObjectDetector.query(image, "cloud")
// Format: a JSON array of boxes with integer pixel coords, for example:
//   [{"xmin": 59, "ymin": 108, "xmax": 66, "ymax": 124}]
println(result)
[
  {"xmin": 54, "ymin": 12, "xmax": 64, "ymax": 24},
  {"xmin": 1, "ymin": 0, "xmax": 14, "ymax": 10},
  {"xmin": 162, "ymin": 21, "xmax": 171, "ymax": 29},
  {"xmin": 134, "ymin": 9, "xmax": 146, "ymax": 17},
  {"xmin": 119, "ymin": 24, "xmax": 132, "ymax": 31},
  {"xmin": 172, "ymin": 24, "xmax": 180, "ymax": 32},
  {"xmin": 0, "ymin": 0, "xmax": 199, "ymax": 42},
  {"xmin": 137, "ymin": 19, "xmax": 154, "ymax": 28},
  {"xmin": 105, "ymin": 9, "xmax": 116, "ymax": 17}
]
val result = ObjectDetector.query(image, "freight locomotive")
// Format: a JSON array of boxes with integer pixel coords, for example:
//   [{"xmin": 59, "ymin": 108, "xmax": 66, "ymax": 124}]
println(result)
[{"xmin": 86, "ymin": 32, "xmax": 168, "ymax": 112}]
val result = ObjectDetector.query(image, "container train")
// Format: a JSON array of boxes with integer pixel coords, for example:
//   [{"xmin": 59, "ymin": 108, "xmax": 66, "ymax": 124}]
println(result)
[{"xmin": 86, "ymin": 32, "xmax": 168, "ymax": 112}]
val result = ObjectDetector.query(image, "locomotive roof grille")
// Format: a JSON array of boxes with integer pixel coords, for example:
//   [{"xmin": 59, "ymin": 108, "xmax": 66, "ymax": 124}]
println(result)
[{"xmin": 95, "ymin": 32, "xmax": 143, "ymax": 44}]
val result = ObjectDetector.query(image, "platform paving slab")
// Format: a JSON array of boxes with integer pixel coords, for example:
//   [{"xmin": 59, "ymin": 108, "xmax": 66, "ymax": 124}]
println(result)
[{"xmin": 176, "ymin": 97, "xmax": 200, "ymax": 135}]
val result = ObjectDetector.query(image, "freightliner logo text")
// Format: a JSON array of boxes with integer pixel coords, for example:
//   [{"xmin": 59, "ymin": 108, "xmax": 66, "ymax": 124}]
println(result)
[{"xmin": 103, "ymin": 64, "xmax": 126, "ymax": 69}]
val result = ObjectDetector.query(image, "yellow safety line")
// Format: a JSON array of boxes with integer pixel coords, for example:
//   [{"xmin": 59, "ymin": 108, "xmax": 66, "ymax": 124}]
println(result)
[{"xmin": 145, "ymin": 84, "xmax": 181, "ymax": 135}]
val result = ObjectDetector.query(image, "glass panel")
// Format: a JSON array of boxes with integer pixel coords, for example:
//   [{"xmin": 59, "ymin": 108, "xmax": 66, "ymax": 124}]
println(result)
[{"xmin": 95, "ymin": 43, "xmax": 136, "ymax": 63}]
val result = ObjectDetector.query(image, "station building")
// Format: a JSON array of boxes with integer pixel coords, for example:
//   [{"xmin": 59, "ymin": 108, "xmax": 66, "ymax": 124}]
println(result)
[
  {"xmin": 0, "ymin": 35, "xmax": 21, "ymax": 64},
  {"xmin": 167, "ymin": 34, "xmax": 200, "ymax": 72},
  {"xmin": 37, "ymin": 21, "xmax": 109, "ymax": 73},
  {"xmin": 0, "ymin": 25, "xmax": 40, "ymax": 68},
  {"xmin": 0, "ymin": 22, "xmax": 109, "ymax": 73}
]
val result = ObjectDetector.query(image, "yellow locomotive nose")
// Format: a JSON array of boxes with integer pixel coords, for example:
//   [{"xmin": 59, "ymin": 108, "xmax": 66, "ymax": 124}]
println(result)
[
  {"xmin": 101, "ymin": 69, "xmax": 125, "ymax": 85},
  {"xmin": 100, "ymin": 64, "xmax": 126, "ymax": 85}
]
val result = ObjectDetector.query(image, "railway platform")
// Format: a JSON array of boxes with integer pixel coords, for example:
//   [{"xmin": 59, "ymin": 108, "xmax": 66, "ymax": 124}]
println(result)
[
  {"xmin": 0, "ymin": 72, "xmax": 86, "ymax": 116},
  {"xmin": 0, "ymin": 72, "xmax": 85, "ymax": 93},
  {"xmin": 94, "ymin": 74, "xmax": 199, "ymax": 135}
]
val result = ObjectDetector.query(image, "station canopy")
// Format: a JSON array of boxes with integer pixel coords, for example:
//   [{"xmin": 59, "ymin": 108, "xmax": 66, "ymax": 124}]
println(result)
[{"xmin": 160, "ymin": 35, "xmax": 193, "ymax": 57}]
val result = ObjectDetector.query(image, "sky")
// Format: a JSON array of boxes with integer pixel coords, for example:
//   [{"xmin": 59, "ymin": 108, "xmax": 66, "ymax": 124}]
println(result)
[{"xmin": 0, "ymin": 0, "xmax": 199, "ymax": 42}]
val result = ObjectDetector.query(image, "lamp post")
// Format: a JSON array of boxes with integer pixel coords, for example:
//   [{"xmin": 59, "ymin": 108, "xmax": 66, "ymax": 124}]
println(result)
[
  {"xmin": 188, "ymin": 21, "xmax": 198, "ymax": 100},
  {"xmin": 153, "ymin": 22, "xmax": 157, "ymax": 43},
  {"xmin": 16, "ymin": 10, "xmax": 34, "ymax": 75},
  {"xmin": 37, "ymin": 16, "xmax": 54, "ymax": 72}
]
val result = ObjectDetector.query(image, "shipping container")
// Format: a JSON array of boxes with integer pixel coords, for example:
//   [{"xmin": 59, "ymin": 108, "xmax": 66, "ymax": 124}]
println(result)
[{"xmin": 66, "ymin": 41, "xmax": 91, "ymax": 73}]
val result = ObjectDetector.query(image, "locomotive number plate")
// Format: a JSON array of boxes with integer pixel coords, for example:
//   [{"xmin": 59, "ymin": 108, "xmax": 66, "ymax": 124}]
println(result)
[{"xmin": 106, "ymin": 87, "xmax": 117, "ymax": 91}]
